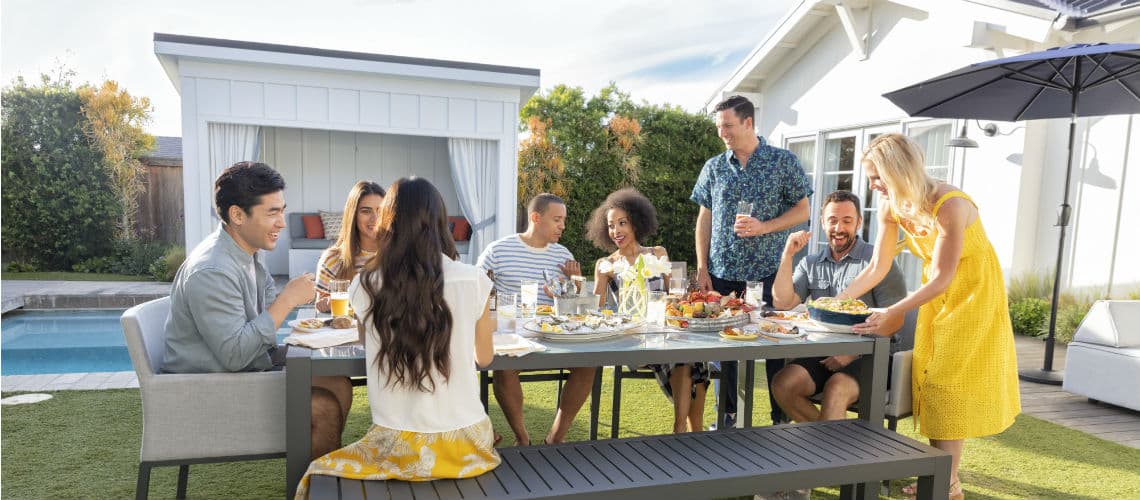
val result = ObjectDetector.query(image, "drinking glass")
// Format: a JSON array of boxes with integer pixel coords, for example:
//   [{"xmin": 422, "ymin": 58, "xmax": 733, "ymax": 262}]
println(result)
[
  {"xmin": 669, "ymin": 277, "xmax": 689, "ymax": 296},
  {"xmin": 745, "ymin": 281, "xmax": 765, "ymax": 322},
  {"xmin": 646, "ymin": 291, "xmax": 667, "ymax": 328},
  {"xmin": 329, "ymin": 279, "xmax": 351, "ymax": 317},
  {"xmin": 736, "ymin": 200, "xmax": 753, "ymax": 219},
  {"xmin": 519, "ymin": 280, "xmax": 539, "ymax": 317},
  {"xmin": 497, "ymin": 293, "xmax": 518, "ymax": 333}
]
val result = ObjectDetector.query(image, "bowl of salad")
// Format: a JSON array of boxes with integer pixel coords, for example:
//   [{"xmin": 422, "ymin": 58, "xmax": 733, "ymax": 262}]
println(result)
[{"xmin": 806, "ymin": 297, "xmax": 872, "ymax": 326}]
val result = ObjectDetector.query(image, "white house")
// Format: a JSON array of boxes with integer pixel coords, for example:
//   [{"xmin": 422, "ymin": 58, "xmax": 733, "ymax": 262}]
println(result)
[
  {"xmin": 707, "ymin": 0, "xmax": 1140, "ymax": 295},
  {"xmin": 154, "ymin": 33, "xmax": 539, "ymax": 276}
]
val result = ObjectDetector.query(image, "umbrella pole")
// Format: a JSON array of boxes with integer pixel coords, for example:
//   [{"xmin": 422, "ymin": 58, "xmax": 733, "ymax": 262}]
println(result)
[{"xmin": 1019, "ymin": 116, "xmax": 1076, "ymax": 385}]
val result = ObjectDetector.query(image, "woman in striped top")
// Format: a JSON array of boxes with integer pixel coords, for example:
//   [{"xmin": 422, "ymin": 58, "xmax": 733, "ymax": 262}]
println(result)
[{"xmin": 315, "ymin": 180, "xmax": 386, "ymax": 313}]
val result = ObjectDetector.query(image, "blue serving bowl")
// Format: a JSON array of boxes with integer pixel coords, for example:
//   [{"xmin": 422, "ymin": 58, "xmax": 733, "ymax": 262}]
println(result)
[{"xmin": 806, "ymin": 304, "xmax": 872, "ymax": 326}]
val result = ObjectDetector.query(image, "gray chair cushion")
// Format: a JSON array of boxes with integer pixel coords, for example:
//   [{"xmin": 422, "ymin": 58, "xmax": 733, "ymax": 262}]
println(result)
[{"xmin": 121, "ymin": 297, "xmax": 286, "ymax": 462}]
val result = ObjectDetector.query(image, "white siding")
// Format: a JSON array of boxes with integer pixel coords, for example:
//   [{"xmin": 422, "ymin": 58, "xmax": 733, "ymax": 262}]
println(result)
[
  {"xmin": 174, "ymin": 56, "xmax": 527, "ymax": 273},
  {"xmin": 747, "ymin": 0, "xmax": 1140, "ymax": 292},
  {"xmin": 259, "ymin": 127, "xmax": 462, "ymax": 274}
]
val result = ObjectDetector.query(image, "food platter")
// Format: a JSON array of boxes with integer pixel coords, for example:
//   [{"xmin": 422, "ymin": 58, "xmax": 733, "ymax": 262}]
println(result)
[
  {"xmin": 522, "ymin": 313, "xmax": 642, "ymax": 342},
  {"xmin": 664, "ymin": 290, "xmax": 753, "ymax": 331},
  {"xmin": 666, "ymin": 313, "xmax": 748, "ymax": 331},
  {"xmin": 806, "ymin": 297, "xmax": 872, "ymax": 326}
]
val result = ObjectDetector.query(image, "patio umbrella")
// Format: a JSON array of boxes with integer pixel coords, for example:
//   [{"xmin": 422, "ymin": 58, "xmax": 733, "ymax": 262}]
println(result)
[{"xmin": 883, "ymin": 43, "xmax": 1140, "ymax": 385}]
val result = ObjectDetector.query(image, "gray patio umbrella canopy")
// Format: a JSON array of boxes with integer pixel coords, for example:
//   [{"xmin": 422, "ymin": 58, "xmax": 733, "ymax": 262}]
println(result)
[{"xmin": 883, "ymin": 43, "xmax": 1140, "ymax": 384}]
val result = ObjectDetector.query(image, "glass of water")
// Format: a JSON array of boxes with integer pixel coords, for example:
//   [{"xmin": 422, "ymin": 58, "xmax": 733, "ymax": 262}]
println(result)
[{"xmin": 497, "ymin": 293, "xmax": 517, "ymax": 333}]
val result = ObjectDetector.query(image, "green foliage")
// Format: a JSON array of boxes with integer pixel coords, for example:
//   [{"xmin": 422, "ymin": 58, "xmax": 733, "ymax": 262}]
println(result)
[
  {"xmin": 518, "ymin": 84, "xmax": 721, "ymax": 274},
  {"xmin": 1009, "ymin": 297, "xmax": 1050, "ymax": 337},
  {"xmin": 78, "ymin": 80, "xmax": 155, "ymax": 240},
  {"xmin": 1048, "ymin": 301, "xmax": 1091, "ymax": 344},
  {"xmin": 4, "ymin": 261, "xmax": 39, "ymax": 273},
  {"xmin": 1007, "ymin": 269, "xmax": 1055, "ymax": 302},
  {"xmin": 1, "ymin": 72, "xmax": 121, "ymax": 270},
  {"xmin": 150, "ymin": 245, "xmax": 186, "ymax": 282},
  {"xmin": 111, "ymin": 238, "xmax": 169, "ymax": 276}
]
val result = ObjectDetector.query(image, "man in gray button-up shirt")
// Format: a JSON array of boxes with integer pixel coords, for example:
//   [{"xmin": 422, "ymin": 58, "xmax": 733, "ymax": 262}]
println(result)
[
  {"xmin": 770, "ymin": 190, "xmax": 908, "ymax": 424},
  {"xmin": 164, "ymin": 161, "xmax": 352, "ymax": 459}
]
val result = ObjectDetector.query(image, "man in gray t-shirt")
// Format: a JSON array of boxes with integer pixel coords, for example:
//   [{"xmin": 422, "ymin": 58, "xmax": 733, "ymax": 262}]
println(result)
[{"xmin": 770, "ymin": 190, "xmax": 908, "ymax": 423}]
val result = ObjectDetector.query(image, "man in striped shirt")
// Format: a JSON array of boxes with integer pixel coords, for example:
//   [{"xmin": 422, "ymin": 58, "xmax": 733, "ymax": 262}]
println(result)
[{"xmin": 477, "ymin": 193, "xmax": 586, "ymax": 446}]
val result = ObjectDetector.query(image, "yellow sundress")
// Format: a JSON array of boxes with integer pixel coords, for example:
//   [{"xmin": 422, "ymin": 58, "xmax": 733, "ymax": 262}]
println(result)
[
  {"xmin": 295, "ymin": 417, "xmax": 500, "ymax": 499},
  {"xmin": 900, "ymin": 191, "xmax": 1021, "ymax": 440}
]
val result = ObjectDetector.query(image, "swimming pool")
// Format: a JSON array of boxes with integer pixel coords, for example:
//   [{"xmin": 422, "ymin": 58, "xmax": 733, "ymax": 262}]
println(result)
[{"xmin": 1, "ymin": 309, "xmax": 297, "ymax": 375}]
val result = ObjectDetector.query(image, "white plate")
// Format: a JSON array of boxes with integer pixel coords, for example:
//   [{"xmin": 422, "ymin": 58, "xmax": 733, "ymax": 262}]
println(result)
[
  {"xmin": 493, "ymin": 334, "xmax": 534, "ymax": 351},
  {"xmin": 522, "ymin": 319, "xmax": 641, "ymax": 336},
  {"xmin": 288, "ymin": 318, "xmax": 357, "ymax": 333},
  {"xmin": 540, "ymin": 330, "xmax": 624, "ymax": 342},
  {"xmin": 805, "ymin": 320, "xmax": 856, "ymax": 334}
]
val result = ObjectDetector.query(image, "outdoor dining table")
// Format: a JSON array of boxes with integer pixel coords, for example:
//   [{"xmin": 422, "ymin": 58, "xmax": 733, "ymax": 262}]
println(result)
[{"xmin": 284, "ymin": 324, "xmax": 890, "ymax": 498}]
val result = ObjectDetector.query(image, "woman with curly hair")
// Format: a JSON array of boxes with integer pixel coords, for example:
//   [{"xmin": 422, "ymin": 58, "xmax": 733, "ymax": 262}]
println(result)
[
  {"xmin": 587, "ymin": 188, "xmax": 708, "ymax": 433},
  {"xmin": 295, "ymin": 177, "xmax": 499, "ymax": 498}
]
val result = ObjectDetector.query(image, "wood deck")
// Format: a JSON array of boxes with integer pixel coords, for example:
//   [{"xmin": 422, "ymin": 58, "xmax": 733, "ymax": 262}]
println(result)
[{"xmin": 1014, "ymin": 335, "xmax": 1140, "ymax": 449}]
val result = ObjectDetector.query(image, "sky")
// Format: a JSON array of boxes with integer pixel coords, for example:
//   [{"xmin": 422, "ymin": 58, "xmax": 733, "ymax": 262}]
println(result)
[{"xmin": 1, "ymin": 0, "xmax": 798, "ymax": 137}]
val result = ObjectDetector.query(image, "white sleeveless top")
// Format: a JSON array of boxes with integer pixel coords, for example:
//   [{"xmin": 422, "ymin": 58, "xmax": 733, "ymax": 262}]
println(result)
[{"xmin": 350, "ymin": 256, "xmax": 493, "ymax": 432}]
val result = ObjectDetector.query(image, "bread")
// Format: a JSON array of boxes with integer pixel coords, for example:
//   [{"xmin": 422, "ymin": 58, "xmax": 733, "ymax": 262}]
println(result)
[{"xmin": 331, "ymin": 316, "xmax": 354, "ymax": 330}]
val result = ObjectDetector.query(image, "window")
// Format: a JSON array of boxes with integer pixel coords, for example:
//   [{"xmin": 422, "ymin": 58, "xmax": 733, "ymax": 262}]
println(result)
[
  {"xmin": 782, "ymin": 121, "xmax": 955, "ymax": 293},
  {"xmin": 892, "ymin": 121, "xmax": 955, "ymax": 290}
]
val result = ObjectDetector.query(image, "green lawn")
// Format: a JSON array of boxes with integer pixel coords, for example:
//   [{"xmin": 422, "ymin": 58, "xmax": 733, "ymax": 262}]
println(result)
[
  {"xmin": 3, "ymin": 369, "xmax": 1139, "ymax": 499},
  {"xmin": 0, "ymin": 271, "xmax": 154, "ymax": 281}
]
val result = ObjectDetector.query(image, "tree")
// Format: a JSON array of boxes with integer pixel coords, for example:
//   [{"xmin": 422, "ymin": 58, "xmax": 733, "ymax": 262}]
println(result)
[
  {"xmin": 1, "ymin": 72, "xmax": 121, "ymax": 270},
  {"xmin": 517, "ymin": 84, "xmax": 719, "ymax": 273},
  {"xmin": 518, "ymin": 116, "xmax": 569, "ymax": 208},
  {"xmin": 79, "ymin": 80, "xmax": 155, "ymax": 240}
]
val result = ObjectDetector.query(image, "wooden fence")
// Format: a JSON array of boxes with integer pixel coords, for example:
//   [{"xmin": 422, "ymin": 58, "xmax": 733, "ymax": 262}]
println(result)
[{"xmin": 136, "ymin": 162, "xmax": 184, "ymax": 245}]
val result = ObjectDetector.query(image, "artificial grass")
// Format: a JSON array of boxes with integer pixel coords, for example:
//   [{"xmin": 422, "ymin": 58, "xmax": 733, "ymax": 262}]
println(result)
[{"xmin": 3, "ymin": 368, "xmax": 1139, "ymax": 499}]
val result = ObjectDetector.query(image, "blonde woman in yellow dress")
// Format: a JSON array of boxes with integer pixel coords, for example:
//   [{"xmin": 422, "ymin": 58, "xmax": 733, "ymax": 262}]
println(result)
[
  {"xmin": 840, "ymin": 133, "xmax": 1020, "ymax": 500},
  {"xmin": 296, "ymin": 177, "xmax": 499, "ymax": 498}
]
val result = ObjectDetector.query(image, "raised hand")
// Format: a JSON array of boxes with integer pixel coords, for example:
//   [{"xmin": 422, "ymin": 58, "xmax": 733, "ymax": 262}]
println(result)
[{"xmin": 784, "ymin": 230, "xmax": 812, "ymax": 256}]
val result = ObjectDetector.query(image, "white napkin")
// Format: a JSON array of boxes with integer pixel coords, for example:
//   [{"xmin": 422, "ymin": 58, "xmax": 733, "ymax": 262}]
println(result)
[
  {"xmin": 494, "ymin": 334, "xmax": 547, "ymax": 357},
  {"xmin": 285, "ymin": 328, "xmax": 359, "ymax": 349}
]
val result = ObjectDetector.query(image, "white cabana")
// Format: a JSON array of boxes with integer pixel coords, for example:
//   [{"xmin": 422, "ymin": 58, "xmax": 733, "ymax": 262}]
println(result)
[{"xmin": 154, "ymin": 33, "xmax": 539, "ymax": 274}]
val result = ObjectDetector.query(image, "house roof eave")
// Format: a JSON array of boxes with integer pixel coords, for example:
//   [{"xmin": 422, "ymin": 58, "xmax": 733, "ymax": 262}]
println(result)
[{"xmin": 152, "ymin": 33, "xmax": 541, "ymax": 96}]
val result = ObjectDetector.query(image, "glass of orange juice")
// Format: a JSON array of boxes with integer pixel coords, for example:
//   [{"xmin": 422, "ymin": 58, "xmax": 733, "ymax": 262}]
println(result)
[{"xmin": 329, "ymin": 279, "xmax": 351, "ymax": 317}]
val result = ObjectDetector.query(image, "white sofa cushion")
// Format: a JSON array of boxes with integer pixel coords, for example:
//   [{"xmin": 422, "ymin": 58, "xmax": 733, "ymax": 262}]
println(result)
[{"xmin": 1072, "ymin": 300, "xmax": 1140, "ymax": 348}]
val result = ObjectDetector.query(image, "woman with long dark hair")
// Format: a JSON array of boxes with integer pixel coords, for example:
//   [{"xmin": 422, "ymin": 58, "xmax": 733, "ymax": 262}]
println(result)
[
  {"xmin": 314, "ymin": 180, "xmax": 385, "ymax": 312},
  {"xmin": 295, "ymin": 177, "xmax": 499, "ymax": 498}
]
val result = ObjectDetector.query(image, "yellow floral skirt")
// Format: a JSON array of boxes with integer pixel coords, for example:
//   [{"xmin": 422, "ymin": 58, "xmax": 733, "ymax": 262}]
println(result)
[{"xmin": 295, "ymin": 417, "xmax": 501, "ymax": 499}]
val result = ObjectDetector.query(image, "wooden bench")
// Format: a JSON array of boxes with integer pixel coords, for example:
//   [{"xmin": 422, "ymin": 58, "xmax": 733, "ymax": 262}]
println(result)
[{"xmin": 305, "ymin": 419, "xmax": 950, "ymax": 500}]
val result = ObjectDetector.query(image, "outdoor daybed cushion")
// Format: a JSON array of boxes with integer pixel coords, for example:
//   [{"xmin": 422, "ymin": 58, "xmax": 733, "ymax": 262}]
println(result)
[
  {"xmin": 302, "ymin": 214, "xmax": 325, "ymax": 239},
  {"xmin": 289, "ymin": 213, "xmax": 332, "ymax": 250},
  {"xmin": 1063, "ymin": 300, "xmax": 1140, "ymax": 411}
]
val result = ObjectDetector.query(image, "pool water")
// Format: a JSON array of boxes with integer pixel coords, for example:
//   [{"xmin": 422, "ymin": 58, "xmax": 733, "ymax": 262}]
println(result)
[{"xmin": 1, "ymin": 309, "xmax": 298, "ymax": 375}]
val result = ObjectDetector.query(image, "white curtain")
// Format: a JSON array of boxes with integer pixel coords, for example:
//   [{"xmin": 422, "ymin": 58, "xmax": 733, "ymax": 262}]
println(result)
[
  {"xmin": 208, "ymin": 123, "xmax": 262, "ymax": 220},
  {"xmin": 447, "ymin": 138, "xmax": 498, "ymax": 264}
]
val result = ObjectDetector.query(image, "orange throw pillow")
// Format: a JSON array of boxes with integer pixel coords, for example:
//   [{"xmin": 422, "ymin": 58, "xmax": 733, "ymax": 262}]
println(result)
[
  {"xmin": 302, "ymin": 214, "xmax": 325, "ymax": 239},
  {"xmin": 448, "ymin": 216, "xmax": 471, "ymax": 242}
]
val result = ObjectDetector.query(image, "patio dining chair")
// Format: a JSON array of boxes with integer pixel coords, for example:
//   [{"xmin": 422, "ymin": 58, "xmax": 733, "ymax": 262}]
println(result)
[{"xmin": 121, "ymin": 297, "xmax": 287, "ymax": 500}]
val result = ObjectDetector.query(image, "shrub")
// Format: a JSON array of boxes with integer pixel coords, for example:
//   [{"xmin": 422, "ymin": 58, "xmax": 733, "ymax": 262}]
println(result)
[
  {"xmin": 1007, "ymin": 269, "xmax": 1054, "ymax": 303},
  {"xmin": 517, "ymin": 85, "xmax": 722, "ymax": 274},
  {"xmin": 1047, "ymin": 302, "xmax": 1090, "ymax": 344},
  {"xmin": 109, "ymin": 238, "xmax": 168, "ymax": 276},
  {"xmin": 4, "ymin": 261, "xmax": 38, "ymax": 273},
  {"xmin": 150, "ymin": 245, "xmax": 185, "ymax": 282},
  {"xmin": 1009, "ymin": 297, "xmax": 1050, "ymax": 337},
  {"xmin": 1, "ymin": 73, "xmax": 121, "ymax": 270},
  {"xmin": 72, "ymin": 256, "xmax": 114, "ymax": 274}
]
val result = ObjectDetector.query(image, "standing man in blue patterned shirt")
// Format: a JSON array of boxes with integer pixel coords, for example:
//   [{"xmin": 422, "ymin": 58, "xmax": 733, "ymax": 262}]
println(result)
[{"xmin": 692, "ymin": 95, "xmax": 813, "ymax": 427}]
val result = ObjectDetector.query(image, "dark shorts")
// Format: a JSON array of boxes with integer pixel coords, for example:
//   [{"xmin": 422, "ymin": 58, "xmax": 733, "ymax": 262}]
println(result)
[{"xmin": 790, "ymin": 356, "xmax": 863, "ymax": 396}]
